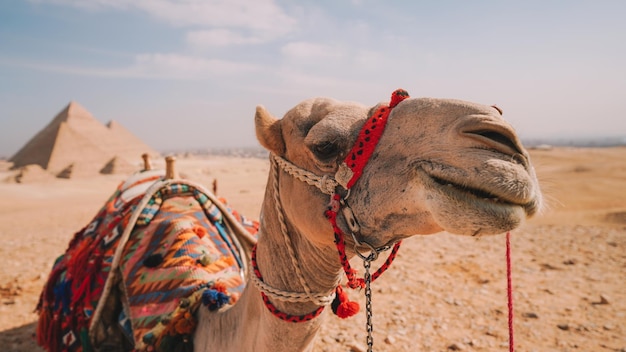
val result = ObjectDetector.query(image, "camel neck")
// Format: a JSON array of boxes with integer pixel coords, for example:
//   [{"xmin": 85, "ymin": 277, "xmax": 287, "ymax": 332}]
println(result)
[
  {"xmin": 200, "ymin": 183, "xmax": 344, "ymax": 351},
  {"xmin": 197, "ymin": 157, "xmax": 347, "ymax": 351},
  {"xmin": 254, "ymin": 204, "xmax": 342, "ymax": 317},
  {"xmin": 193, "ymin": 182, "xmax": 343, "ymax": 352}
]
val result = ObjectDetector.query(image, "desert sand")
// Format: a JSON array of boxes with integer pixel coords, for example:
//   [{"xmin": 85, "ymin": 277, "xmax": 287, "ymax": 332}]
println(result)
[{"xmin": 0, "ymin": 147, "xmax": 624, "ymax": 352}]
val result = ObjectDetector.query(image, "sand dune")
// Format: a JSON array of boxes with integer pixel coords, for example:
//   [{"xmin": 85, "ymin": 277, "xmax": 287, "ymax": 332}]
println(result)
[{"xmin": 0, "ymin": 147, "xmax": 624, "ymax": 351}]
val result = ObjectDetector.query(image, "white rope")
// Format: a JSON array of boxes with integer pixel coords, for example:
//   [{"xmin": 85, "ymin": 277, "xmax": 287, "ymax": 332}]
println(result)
[
  {"xmin": 250, "ymin": 267, "xmax": 335, "ymax": 304},
  {"xmin": 252, "ymin": 154, "xmax": 338, "ymax": 307},
  {"xmin": 270, "ymin": 154, "xmax": 338, "ymax": 195},
  {"xmin": 272, "ymin": 155, "xmax": 332, "ymax": 306}
]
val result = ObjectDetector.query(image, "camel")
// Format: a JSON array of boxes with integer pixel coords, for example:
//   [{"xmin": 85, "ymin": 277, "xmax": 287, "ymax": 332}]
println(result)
[{"xmin": 37, "ymin": 89, "xmax": 541, "ymax": 352}]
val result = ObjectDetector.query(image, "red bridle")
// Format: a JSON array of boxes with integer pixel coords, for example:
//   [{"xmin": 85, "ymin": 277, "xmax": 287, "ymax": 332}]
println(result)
[
  {"xmin": 325, "ymin": 89, "xmax": 409, "ymax": 290},
  {"xmin": 252, "ymin": 89, "xmax": 411, "ymax": 323}
]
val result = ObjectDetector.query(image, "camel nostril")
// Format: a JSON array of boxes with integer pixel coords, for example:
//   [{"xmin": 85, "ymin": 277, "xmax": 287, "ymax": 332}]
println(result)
[
  {"xmin": 466, "ymin": 129, "xmax": 524, "ymax": 158},
  {"xmin": 473, "ymin": 130, "xmax": 517, "ymax": 150}
]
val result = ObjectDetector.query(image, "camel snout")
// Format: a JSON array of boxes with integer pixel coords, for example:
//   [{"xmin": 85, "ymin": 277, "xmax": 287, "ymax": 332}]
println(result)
[{"xmin": 461, "ymin": 121, "xmax": 529, "ymax": 167}]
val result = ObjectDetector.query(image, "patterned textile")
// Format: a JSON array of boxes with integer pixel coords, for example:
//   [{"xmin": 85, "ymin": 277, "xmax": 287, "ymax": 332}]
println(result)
[{"xmin": 36, "ymin": 171, "xmax": 258, "ymax": 352}]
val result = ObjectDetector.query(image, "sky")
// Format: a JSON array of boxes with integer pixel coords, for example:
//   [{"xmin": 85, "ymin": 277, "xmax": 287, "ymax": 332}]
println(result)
[{"xmin": 1, "ymin": 0, "xmax": 625, "ymax": 157}]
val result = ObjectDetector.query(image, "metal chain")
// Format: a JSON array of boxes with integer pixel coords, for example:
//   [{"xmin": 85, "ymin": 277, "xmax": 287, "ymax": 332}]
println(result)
[{"xmin": 363, "ymin": 254, "xmax": 374, "ymax": 352}]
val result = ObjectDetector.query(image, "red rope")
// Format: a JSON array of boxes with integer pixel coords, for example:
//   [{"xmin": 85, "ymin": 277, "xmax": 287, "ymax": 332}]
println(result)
[
  {"xmin": 506, "ymin": 231, "xmax": 514, "ymax": 352},
  {"xmin": 254, "ymin": 89, "xmax": 410, "ymax": 322},
  {"xmin": 341, "ymin": 89, "xmax": 409, "ymax": 188},
  {"xmin": 326, "ymin": 89, "xmax": 409, "ymax": 289},
  {"xmin": 325, "ymin": 204, "xmax": 402, "ymax": 289},
  {"xmin": 251, "ymin": 244, "xmax": 325, "ymax": 322}
]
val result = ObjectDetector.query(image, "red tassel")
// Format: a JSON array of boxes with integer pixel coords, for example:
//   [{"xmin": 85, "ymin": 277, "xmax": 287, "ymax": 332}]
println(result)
[
  {"xmin": 48, "ymin": 314, "xmax": 60, "ymax": 351},
  {"xmin": 36, "ymin": 309, "xmax": 50, "ymax": 347},
  {"xmin": 331, "ymin": 286, "xmax": 360, "ymax": 319}
]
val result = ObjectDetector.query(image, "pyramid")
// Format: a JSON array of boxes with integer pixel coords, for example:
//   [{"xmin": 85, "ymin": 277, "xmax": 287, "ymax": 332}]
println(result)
[
  {"xmin": 10, "ymin": 101, "xmax": 158, "ymax": 178},
  {"xmin": 99, "ymin": 156, "xmax": 135, "ymax": 175},
  {"xmin": 7, "ymin": 164, "xmax": 54, "ymax": 184},
  {"xmin": 106, "ymin": 120, "xmax": 158, "ymax": 160}
]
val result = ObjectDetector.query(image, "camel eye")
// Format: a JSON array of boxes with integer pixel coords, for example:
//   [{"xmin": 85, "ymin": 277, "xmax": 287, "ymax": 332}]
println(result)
[{"xmin": 313, "ymin": 141, "xmax": 339, "ymax": 159}]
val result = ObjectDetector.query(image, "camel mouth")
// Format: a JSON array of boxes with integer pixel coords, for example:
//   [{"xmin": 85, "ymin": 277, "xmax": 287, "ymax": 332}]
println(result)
[
  {"xmin": 430, "ymin": 175, "xmax": 511, "ymax": 205},
  {"xmin": 424, "ymin": 171, "xmax": 539, "ymax": 218},
  {"xmin": 416, "ymin": 161, "xmax": 537, "ymax": 215},
  {"xmin": 425, "ymin": 170, "xmax": 541, "ymax": 219}
]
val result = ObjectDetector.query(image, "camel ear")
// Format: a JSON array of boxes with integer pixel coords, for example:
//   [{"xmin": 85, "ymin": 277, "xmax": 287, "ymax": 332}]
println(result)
[{"xmin": 255, "ymin": 105, "xmax": 286, "ymax": 155}]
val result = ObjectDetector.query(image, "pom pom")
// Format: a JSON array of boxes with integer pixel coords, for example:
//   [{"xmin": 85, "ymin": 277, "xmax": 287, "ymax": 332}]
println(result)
[
  {"xmin": 331, "ymin": 286, "xmax": 360, "ymax": 319},
  {"xmin": 202, "ymin": 288, "xmax": 230, "ymax": 311},
  {"xmin": 143, "ymin": 253, "xmax": 163, "ymax": 268},
  {"xmin": 389, "ymin": 89, "xmax": 410, "ymax": 108},
  {"xmin": 192, "ymin": 226, "xmax": 208, "ymax": 239},
  {"xmin": 173, "ymin": 312, "xmax": 195, "ymax": 334},
  {"xmin": 196, "ymin": 254, "xmax": 212, "ymax": 266},
  {"xmin": 142, "ymin": 331, "xmax": 156, "ymax": 345}
]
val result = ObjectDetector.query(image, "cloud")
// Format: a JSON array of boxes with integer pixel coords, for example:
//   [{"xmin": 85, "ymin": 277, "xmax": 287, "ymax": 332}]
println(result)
[
  {"xmin": 186, "ymin": 29, "xmax": 264, "ymax": 47},
  {"xmin": 281, "ymin": 41, "xmax": 345, "ymax": 61},
  {"xmin": 131, "ymin": 53, "xmax": 260, "ymax": 78},
  {"xmin": 28, "ymin": 0, "xmax": 129, "ymax": 11},
  {"xmin": 0, "ymin": 53, "xmax": 260, "ymax": 79},
  {"xmin": 30, "ymin": 0, "xmax": 297, "ymax": 42}
]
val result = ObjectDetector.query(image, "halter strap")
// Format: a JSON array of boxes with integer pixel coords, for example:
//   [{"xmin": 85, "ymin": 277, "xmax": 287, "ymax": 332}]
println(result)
[
  {"xmin": 258, "ymin": 89, "xmax": 410, "ymax": 323},
  {"xmin": 251, "ymin": 244, "xmax": 328, "ymax": 322},
  {"xmin": 336, "ymin": 89, "xmax": 409, "ymax": 188},
  {"xmin": 270, "ymin": 153, "xmax": 338, "ymax": 195},
  {"xmin": 271, "ymin": 89, "xmax": 410, "ymax": 288},
  {"xmin": 325, "ymin": 89, "xmax": 410, "ymax": 288}
]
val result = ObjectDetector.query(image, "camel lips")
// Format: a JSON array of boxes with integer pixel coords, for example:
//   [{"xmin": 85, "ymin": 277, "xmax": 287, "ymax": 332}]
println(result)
[{"xmin": 432, "ymin": 175, "xmax": 504, "ymax": 203}]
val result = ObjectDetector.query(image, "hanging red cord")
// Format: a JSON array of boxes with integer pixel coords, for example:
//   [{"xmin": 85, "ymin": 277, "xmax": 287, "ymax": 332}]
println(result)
[{"xmin": 506, "ymin": 231, "xmax": 514, "ymax": 352}]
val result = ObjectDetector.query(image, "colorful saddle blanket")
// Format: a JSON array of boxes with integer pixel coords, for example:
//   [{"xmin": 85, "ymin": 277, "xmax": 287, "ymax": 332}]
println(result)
[{"xmin": 36, "ymin": 170, "xmax": 258, "ymax": 352}]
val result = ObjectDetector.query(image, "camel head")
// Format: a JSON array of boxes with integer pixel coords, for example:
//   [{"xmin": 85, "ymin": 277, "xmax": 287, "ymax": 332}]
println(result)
[{"xmin": 255, "ymin": 91, "xmax": 542, "ymax": 250}]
